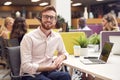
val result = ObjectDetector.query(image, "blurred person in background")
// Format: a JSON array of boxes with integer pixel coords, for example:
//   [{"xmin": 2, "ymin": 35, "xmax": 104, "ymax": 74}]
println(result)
[
  {"xmin": 78, "ymin": 17, "xmax": 91, "ymax": 30},
  {"xmin": 102, "ymin": 13, "xmax": 119, "ymax": 31},
  {"xmin": 0, "ymin": 17, "xmax": 14, "ymax": 39},
  {"xmin": 0, "ymin": 26, "xmax": 7, "ymax": 38},
  {"xmin": 10, "ymin": 17, "xmax": 27, "ymax": 44},
  {"xmin": 4, "ymin": 17, "xmax": 14, "ymax": 32}
]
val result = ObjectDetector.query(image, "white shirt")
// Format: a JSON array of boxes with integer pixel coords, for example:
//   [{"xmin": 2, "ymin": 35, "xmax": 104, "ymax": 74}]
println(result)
[
  {"xmin": 79, "ymin": 25, "xmax": 91, "ymax": 30},
  {"xmin": 82, "ymin": 26, "xmax": 91, "ymax": 30},
  {"xmin": 20, "ymin": 27, "xmax": 68, "ymax": 74}
]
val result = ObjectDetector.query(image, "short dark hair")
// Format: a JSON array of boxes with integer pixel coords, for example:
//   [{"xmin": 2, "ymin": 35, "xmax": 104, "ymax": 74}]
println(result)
[{"xmin": 41, "ymin": 5, "xmax": 56, "ymax": 15}]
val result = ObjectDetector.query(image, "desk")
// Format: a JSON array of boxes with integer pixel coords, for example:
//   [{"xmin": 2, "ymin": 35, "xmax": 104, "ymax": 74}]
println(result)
[{"xmin": 63, "ymin": 53, "xmax": 120, "ymax": 80}]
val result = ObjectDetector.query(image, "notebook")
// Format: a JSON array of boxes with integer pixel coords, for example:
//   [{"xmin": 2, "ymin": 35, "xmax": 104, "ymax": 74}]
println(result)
[{"xmin": 80, "ymin": 42, "xmax": 113, "ymax": 65}]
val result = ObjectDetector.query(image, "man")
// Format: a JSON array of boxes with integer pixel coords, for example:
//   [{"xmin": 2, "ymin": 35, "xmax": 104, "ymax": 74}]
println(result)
[
  {"xmin": 78, "ymin": 17, "xmax": 91, "ymax": 30},
  {"xmin": 20, "ymin": 5, "xmax": 71, "ymax": 80}
]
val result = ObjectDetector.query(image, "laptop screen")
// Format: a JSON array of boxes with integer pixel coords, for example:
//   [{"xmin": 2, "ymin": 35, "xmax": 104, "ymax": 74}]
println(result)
[{"xmin": 99, "ymin": 42, "xmax": 113, "ymax": 62}]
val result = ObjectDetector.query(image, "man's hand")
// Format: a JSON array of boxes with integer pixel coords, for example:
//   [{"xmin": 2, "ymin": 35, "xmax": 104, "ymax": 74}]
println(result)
[
  {"xmin": 37, "ymin": 55, "xmax": 66, "ymax": 72},
  {"xmin": 53, "ymin": 55, "xmax": 66, "ymax": 69}
]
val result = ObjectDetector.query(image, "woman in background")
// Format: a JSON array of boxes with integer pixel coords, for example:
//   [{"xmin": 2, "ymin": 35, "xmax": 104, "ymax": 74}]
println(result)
[
  {"xmin": 0, "ymin": 17, "xmax": 14, "ymax": 39},
  {"xmin": 0, "ymin": 26, "xmax": 7, "ymax": 38},
  {"xmin": 10, "ymin": 17, "xmax": 27, "ymax": 44},
  {"xmin": 102, "ymin": 13, "xmax": 119, "ymax": 31},
  {"xmin": 4, "ymin": 17, "xmax": 14, "ymax": 32}
]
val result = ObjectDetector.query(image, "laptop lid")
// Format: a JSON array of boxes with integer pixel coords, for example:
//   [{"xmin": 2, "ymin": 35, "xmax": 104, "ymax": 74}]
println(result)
[{"xmin": 99, "ymin": 42, "xmax": 113, "ymax": 62}]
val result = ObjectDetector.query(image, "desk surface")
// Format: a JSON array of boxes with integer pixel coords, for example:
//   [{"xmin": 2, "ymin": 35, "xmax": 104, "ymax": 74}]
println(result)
[{"xmin": 63, "ymin": 51, "xmax": 120, "ymax": 80}]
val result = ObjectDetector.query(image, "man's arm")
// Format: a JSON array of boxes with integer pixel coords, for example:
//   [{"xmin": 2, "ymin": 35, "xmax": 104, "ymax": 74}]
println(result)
[
  {"xmin": 37, "ymin": 61, "xmax": 58, "ymax": 72},
  {"xmin": 37, "ymin": 54, "xmax": 66, "ymax": 72}
]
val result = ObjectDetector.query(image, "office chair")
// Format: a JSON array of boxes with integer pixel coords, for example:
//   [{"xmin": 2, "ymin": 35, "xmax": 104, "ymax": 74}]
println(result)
[
  {"xmin": 4, "ymin": 38, "xmax": 19, "ymax": 47},
  {"xmin": 6, "ymin": 46, "xmax": 35, "ymax": 80},
  {"xmin": 2, "ymin": 38, "xmax": 20, "ymax": 79},
  {"xmin": 4, "ymin": 38, "xmax": 19, "ymax": 66}
]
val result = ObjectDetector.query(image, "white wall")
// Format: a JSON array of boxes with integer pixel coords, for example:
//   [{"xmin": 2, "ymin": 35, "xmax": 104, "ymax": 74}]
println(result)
[{"xmin": 51, "ymin": 0, "xmax": 71, "ymax": 28}]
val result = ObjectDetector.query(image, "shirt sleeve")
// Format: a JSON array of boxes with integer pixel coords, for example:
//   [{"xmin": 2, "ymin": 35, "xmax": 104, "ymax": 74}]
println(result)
[{"xmin": 20, "ymin": 34, "xmax": 39, "ymax": 74}]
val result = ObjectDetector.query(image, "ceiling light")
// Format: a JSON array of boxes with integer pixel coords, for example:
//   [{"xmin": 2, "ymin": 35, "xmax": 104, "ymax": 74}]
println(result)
[
  {"xmin": 31, "ymin": 0, "xmax": 40, "ymax": 2},
  {"xmin": 4, "ymin": 1, "xmax": 12, "ymax": 5},
  {"xmin": 96, "ymin": 0, "xmax": 104, "ymax": 1},
  {"xmin": 39, "ymin": 2, "xmax": 48, "ymax": 6},
  {"xmin": 72, "ymin": 3, "xmax": 82, "ymax": 6}
]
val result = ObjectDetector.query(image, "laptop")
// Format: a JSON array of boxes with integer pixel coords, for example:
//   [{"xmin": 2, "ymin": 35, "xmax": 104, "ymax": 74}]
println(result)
[{"xmin": 80, "ymin": 42, "xmax": 113, "ymax": 65}]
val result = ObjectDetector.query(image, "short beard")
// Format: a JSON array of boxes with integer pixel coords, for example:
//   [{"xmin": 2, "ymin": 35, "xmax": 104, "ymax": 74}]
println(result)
[{"xmin": 41, "ymin": 22, "xmax": 53, "ymax": 30}]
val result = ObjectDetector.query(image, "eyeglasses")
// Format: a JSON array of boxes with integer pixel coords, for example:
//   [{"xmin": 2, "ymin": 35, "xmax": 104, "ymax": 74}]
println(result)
[{"xmin": 42, "ymin": 15, "xmax": 56, "ymax": 21}]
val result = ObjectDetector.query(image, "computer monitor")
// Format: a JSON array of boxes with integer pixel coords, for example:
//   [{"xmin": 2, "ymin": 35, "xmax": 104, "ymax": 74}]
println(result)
[
  {"xmin": 100, "ymin": 31, "xmax": 120, "ymax": 52},
  {"xmin": 109, "ymin": 36, "xmax": 120, "ymax": 55}
]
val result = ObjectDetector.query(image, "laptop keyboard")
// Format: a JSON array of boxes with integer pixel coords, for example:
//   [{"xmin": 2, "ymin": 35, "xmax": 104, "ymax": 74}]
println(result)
[{"xmin": 89, "ymin": 59, "xmax": 105, "ymax": 64}]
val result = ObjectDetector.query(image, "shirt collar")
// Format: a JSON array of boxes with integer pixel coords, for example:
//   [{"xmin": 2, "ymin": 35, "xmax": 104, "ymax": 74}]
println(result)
[{"xmin": 37, "ymin": 26, "xmax": 55, "ymax": 39}]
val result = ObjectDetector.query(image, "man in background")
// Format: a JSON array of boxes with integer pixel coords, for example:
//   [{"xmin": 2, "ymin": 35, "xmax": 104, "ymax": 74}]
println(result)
[{"xmin": 79, "ymin": 17, "xmax": 91, "ymax": 30}]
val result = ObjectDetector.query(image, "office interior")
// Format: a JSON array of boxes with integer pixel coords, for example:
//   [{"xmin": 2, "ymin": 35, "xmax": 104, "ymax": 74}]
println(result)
[{"xmin": 0, "ymin": 0, "xmax": 120, "ymax": 80}]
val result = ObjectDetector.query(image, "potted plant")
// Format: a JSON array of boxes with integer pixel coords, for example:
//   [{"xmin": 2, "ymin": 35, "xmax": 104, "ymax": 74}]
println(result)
[
  {"xmin": 89, "ymin": 33, "xmax": 100, "ymax": 45},
  {"xmin": 88, "ymin": 33, "xmax": 100, "ymax": 52},
  {"xmin": 56, "ymin": 15, "xmax": 65, "ymax": 29},
  {"xmin": 56, "ymin": 15, "xmax": 69, "ymax": 32},
  {"xmin": 75, "ymin": 35, "xmax": 88, "ymax": 48},
  {"xmin": 74, "ymin": 34, "xmax": 89, "ymax": 56}
]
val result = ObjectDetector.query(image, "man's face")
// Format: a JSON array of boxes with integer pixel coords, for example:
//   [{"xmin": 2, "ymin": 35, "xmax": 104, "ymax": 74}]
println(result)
[
  {"xmin": 79, "ymin": 19, "xmax": 86, "ymax": 28},
  {"xmin": 41, "ymin": 10, "xmax": 57, "ymax": 30}
]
